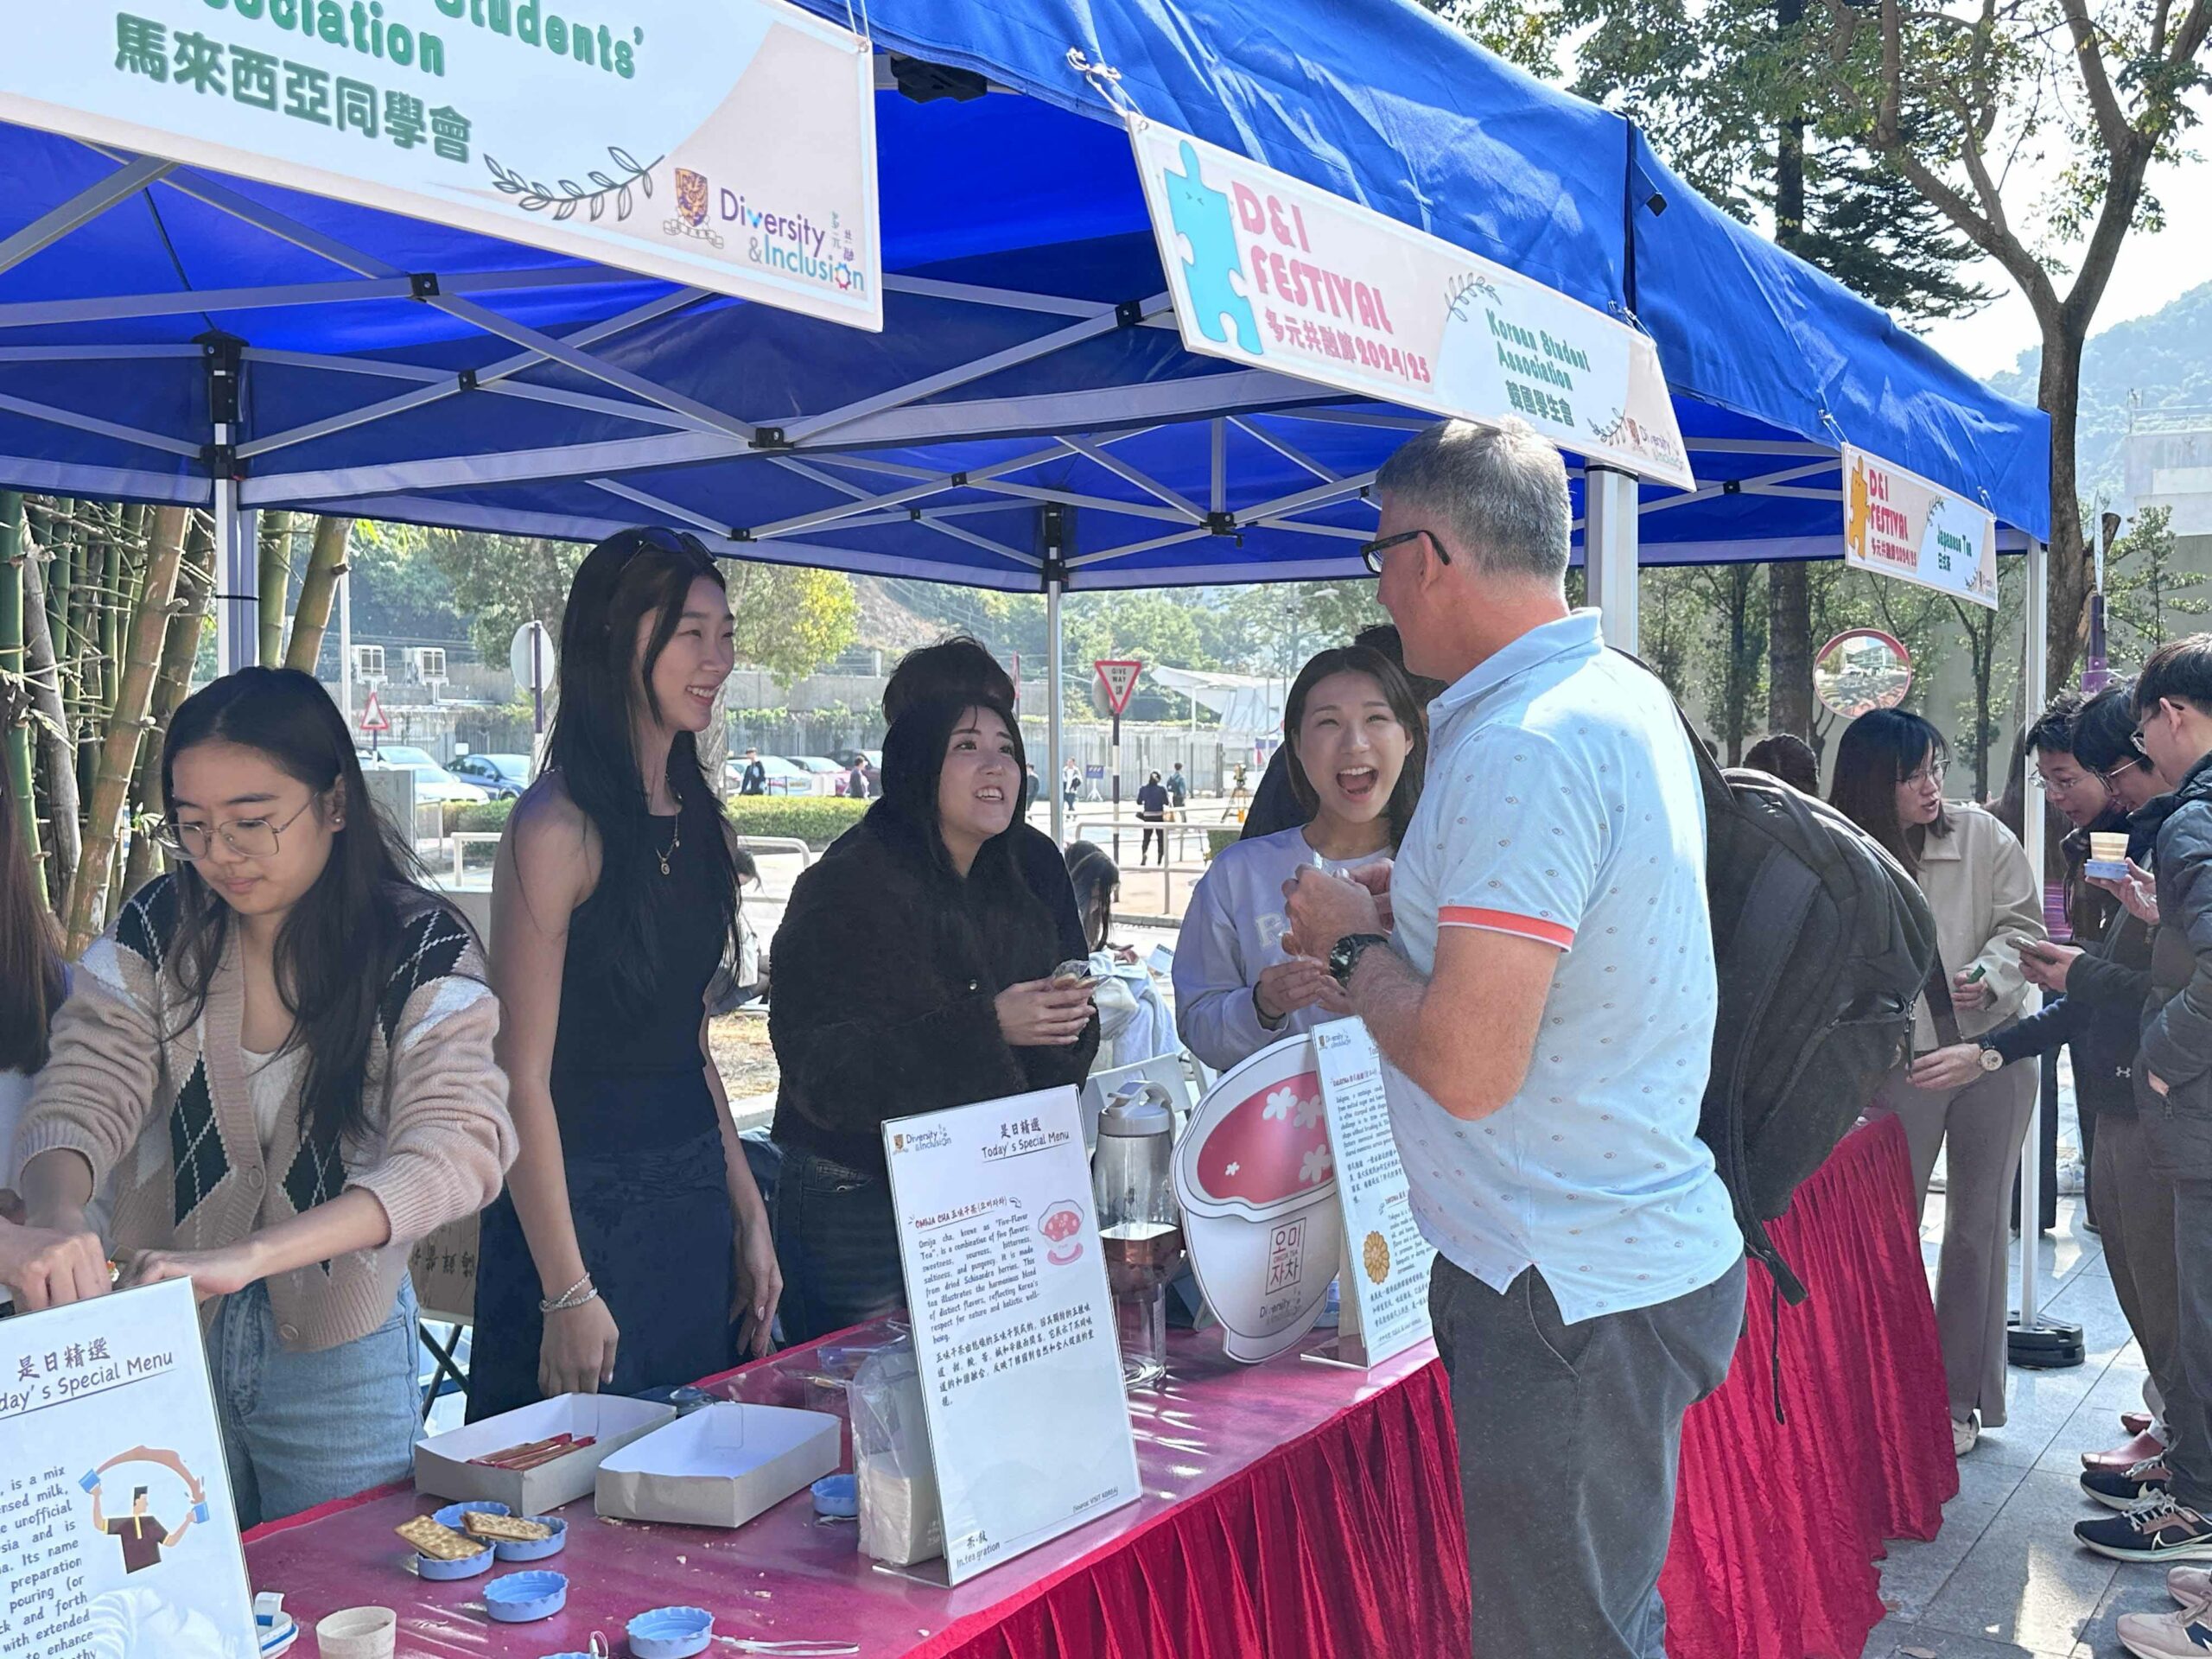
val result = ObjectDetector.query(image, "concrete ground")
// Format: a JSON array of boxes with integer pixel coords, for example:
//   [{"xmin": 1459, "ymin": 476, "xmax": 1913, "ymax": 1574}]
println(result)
[{"xmin": 1867, "ymin": 1126, "xmax": 2179, "ymax": 1659}]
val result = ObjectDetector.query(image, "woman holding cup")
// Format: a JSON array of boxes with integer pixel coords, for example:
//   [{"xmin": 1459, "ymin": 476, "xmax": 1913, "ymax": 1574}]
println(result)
[{"xmin": 1833, "ymin": 709, "xmax": 2045, "ymax": 1456}]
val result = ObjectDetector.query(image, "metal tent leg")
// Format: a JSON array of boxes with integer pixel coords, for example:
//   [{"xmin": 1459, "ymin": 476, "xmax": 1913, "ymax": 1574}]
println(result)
[{"xmin": 1584, "ymin": 464, "xmax": 1639, "ymax": 649}]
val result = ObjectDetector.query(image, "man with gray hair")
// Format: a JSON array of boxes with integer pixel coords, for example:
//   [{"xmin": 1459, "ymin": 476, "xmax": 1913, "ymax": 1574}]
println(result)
[{"xmin": 1286, "ymin": 417, "xmax": 1744, "ymax": 1659}]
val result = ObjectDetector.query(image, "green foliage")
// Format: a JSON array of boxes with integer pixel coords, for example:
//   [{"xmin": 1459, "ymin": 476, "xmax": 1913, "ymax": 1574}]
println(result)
[
  {"xmin": 2106, "ymin": 505, "xmax": 2210, "ymax": 658},
  {"xmin": 448, "ymin": 792, "xmax": 868, "ymax": 849}
]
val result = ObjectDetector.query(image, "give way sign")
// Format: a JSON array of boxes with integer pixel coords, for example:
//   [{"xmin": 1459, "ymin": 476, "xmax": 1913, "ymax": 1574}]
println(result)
[{"xmin": 1095, "ymin": 660, "xmax": 1143, "ymax": 717}]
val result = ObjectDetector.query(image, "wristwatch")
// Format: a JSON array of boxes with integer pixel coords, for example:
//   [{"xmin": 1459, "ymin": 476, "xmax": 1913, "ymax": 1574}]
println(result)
[
  {"xmin": 1975, "ymin": 1039, "xmax": 2005, "ymax": 1073},
  {"xmin": 1327, "ymin": 932, "xmax": 1391, "ymax": 989}
]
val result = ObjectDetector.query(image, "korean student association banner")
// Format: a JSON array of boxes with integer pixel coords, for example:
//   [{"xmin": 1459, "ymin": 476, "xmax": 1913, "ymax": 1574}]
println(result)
[
  {"xmin": 1129, "ymin": 117, "xmax": 1694, "ymax": 491},
  {"xmin": 1842, "ymin": 442, "xmax": 1998, "ymax": 610},
  {"xmin": 0, "ymin": 0, "xmax": 881, "ymax": 327}
]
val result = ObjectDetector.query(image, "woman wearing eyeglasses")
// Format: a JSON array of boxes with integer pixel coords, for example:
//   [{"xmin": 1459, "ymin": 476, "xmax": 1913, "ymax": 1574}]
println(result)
[
  {"xmin": 14, "ymin": 667, "xmax": 515, "ymax": 1525},
  {"xmin": 1831, "ymin": 707, "xmax": 2045, "ymax": 1456},
  {"xmin": 467, "ymin": 529, "xmax": 781, "ymax": 1421}
]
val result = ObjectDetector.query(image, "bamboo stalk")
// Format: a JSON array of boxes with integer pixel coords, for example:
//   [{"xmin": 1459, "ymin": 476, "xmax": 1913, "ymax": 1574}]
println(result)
[
  {"xmin": 124, "ymin": 524, "xmax": 214, "ymax": 899},
  {"xmin": 258, "ymin": 509, "xmax": 293, "ymax": 667},
  {"xmin": 19, "ymin": 522, "xmax": 79, "ymax": 900},
  {"xmin": 65, "ymin": 505, "xmax": 188, "ymax": 957},
  {"xmin": 0, "ymin": 492, "xmax": 41, "ymax": 900},
  {"xmin": 283, "ymin": 515, "xmax": 352, "ymax": 674}
]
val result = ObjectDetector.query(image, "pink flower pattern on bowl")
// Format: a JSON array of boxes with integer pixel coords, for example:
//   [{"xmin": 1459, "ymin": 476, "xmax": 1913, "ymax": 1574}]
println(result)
[
  {"xmin": 1039, "ymin": 1201, "xmax": 1084, "ymax": 1265},
  {"xmin": 1193, "ymin": 1071, "xmax": 1332, "ymax": 1210}
]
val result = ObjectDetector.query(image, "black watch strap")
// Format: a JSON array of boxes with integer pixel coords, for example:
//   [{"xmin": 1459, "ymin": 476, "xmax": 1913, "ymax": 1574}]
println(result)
[{"xmin": 1328, "ymin": 932, "xmax": 1390, "ymax": 988}]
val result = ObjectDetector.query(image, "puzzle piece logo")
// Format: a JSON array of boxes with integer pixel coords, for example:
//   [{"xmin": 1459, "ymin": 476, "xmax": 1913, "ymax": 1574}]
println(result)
[{"xmin": 1163, "ymin": 140, "xmax": 1262, "ymax": 354}]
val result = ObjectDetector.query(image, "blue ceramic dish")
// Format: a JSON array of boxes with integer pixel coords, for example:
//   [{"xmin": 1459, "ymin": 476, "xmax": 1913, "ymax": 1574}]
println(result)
[
  {"xmin": 626, "ymin": 1605, "xmax": 713, "ymax": 1658},
  {"xmin": 414, "ymin": 1540, "xmax": 494, "ymax": 1580},
  {"xmin": 432, "ymin": 1499, "xmax": 512, "ymax": 1532},
  {"xmin": 493, "ymin": 1516, "xmax": 568, "ymax": 1561},
  {"xmin": 483, "ymin": 1569, "xmax": 568, "ymax": 1624},
  {"xmin": 811, "ymin": 1474, "xmax": 858, "ymax": 1519}
]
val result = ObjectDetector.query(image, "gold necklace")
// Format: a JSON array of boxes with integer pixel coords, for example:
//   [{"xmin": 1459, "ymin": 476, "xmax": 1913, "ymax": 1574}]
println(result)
[{"xmin": 656, "ymin": 813, "xmax": 682, "ymax": 876}]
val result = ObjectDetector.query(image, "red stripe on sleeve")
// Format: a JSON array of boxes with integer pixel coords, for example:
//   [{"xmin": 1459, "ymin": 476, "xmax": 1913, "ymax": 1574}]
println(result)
[{"xmin": 1438, "ymin": 906, "xmax": 1575, "ymax": 949}]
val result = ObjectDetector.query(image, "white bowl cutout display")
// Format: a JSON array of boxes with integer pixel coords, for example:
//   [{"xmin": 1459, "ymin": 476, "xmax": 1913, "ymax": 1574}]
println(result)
[{"xmin": 1173, "ymin": 1033, "xmax": 1342, "ymax": 1363}]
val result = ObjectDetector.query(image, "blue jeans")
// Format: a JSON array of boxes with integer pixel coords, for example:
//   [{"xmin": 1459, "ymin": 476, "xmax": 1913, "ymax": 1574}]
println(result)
[
  {"xmin": 772, "ymin": 1147, "xmax": 906, "ymax": 1345},
  {"xmin": 211, "ymin": 1278, "xmax": 420, "ymax": 1530}
]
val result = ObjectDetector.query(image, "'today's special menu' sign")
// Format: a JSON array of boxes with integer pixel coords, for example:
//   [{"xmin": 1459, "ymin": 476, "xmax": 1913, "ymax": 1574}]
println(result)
[
  {"xmin": 1313, "ymin": 1019, "xmax": 1435, "ymax": 1369},
  {"xmin": 1, "ymin": 0, "xmax": 880, "ymax": 326},
  {"xmin": 0, "ymin": 1280, "xmax": 257, "ymax": 1659},
  {"xmin": 1130, "ymin": 117, "xmax": 1694, "ymax": 491},
  {"xmin": 882, "ymin": 1089, "xmax": 1141, "ymax": 1586},
  {"xmin": 1842, "ymin": 442, "xmax": 1999, "ymax": 610}
]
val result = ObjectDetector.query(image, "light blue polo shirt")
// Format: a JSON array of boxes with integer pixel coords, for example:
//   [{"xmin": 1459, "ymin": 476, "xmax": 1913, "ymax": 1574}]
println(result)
[{"xmin": 1385, "ymin": 610, "xmax": 1741, "ymax": 1324}]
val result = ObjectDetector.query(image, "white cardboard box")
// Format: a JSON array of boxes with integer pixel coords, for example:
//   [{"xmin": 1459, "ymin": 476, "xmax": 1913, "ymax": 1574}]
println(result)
[
  {"xmin": 414, "ymin": 1394, "xmax": 675, "ymax": 1513},
  {"xmin": 594, "ymin": 1402, "xmax": 840, "ymax": 1529}
]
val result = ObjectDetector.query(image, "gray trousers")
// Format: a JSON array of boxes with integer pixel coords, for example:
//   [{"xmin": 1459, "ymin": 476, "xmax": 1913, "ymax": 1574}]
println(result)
[
  {"xmin": 2092, "ymin": 1111, "xmax": 2183, "ymax": 1453},
  {"xmin": 1430, "ymin": 1255, "xmax": 1746, "ymax": 1659},
  {"xmin": 2139, "ymin": 1089, "xmax": 2212, "ymax": 1510},
  {"xmin": 1870, "ymin": 1058, "xmax": 2037, "ymax": 1426}
]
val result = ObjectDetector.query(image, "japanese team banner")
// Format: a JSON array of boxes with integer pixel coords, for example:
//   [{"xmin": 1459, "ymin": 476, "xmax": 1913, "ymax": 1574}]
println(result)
[
  {"xmin": 1, "ymin": 0, "xmax": 881, "ymax": 327},
  {"xmin": 1842, "ymin": 442, "xmax": 1998, "ymax": 611},
  {"xmin": 1130, "ymin": 118, "xmax": 1694, "ymax": 491}
]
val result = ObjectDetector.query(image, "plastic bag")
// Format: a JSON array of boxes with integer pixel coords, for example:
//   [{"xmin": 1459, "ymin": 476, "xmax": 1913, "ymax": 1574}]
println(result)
[{"xmin": 849, "ymin": 1339, "xmax": 944, "ymax": 1567}]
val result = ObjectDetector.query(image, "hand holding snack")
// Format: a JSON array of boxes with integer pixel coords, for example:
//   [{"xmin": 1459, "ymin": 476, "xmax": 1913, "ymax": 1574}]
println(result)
[
  {"xmin": 2088, "ymin": 857, "xmax": 2159, "ymax": 925},
  {"xmin": 995, "ymin": 977, "xmax": 1094, "ymax": 1047},
  {"xmin": 1253, "ymin": 957, "xmax": 1335, "ymax": 1027}
]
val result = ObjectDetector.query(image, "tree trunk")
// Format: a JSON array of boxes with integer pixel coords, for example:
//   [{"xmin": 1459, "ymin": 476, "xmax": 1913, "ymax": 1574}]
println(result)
[
  {"xmin": 124, "ymin": 526, "xmax": 213, "ymax": 899},
  {"xmin": 258, "ymin": 509, "xmax": 293, "ymax": 667},
  {"xmin": 19, "ymin": 522, "xmax": 79, "ymax": 901},
  {"xmin": 0, "ymin": 492, "xmax": 38, "ymax": 897},
  {"xmin": 2040, "ymin": 329, "xmax": 2093, "ymax": 693},
  {"xmin": 283, "ymin": 514, "xmax": 352, "ymax": 673},
  {"xmin": 65, "ymin": 505, "xmax": 188, "ymax": 957},
  {"xmin": 1768, "ymin": 562, "xmax": 1813, "ymax": 737}
]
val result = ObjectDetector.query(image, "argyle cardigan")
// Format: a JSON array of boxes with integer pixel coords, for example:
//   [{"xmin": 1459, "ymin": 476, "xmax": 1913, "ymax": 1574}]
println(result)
[{"xmin": 17, "ymin": 875, "xmax": 516, "ymax": 1351}]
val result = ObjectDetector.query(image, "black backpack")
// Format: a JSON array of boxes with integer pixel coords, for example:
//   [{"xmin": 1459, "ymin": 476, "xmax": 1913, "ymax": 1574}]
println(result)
[{"xmin": 1683, "ymin": 738, "xmax": 1936, "ymax": 1306}]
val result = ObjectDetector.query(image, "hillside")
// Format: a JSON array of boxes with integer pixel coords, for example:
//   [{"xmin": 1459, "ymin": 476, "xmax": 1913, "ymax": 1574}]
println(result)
[{"xmin": 1987, "ymin": 281, "xmax": 2212, "ymax": 500}]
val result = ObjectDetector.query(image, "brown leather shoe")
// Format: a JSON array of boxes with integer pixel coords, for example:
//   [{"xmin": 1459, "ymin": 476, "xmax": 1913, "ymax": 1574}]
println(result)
[
  {"xmin": 2126, "ymin": 1410, "xmax": 2158, "ymax": 1437},
  {"xmin": 2087, "ymin": 1427, "xmax": 2170, "ymax": 1471}
]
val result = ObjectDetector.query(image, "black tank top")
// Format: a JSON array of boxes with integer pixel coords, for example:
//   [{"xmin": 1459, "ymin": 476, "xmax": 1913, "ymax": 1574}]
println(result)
[{"xmin": 550, "ymin": 811, "xmax": 728, "ymax": 1154}]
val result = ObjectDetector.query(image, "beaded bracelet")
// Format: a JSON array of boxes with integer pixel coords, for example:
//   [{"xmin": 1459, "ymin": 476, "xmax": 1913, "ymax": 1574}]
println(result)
[{"xmin": 539, "ymin": 1274, "xmax": 599, "ymax": 1314}]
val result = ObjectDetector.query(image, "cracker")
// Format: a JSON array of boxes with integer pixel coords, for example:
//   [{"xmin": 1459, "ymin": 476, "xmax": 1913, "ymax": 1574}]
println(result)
[
  {"xmin": 395, "ymin": 1515, "xmax": 484, "ymax": 1560},
  {"xmin": 463, "ymin": 1512, "xmax": 554, "ymax": 1543}
]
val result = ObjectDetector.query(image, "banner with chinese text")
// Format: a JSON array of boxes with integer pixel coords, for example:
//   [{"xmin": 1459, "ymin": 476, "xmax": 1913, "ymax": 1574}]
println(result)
[
  {"xmin": 1129, "ymin": 118, "xmax": 1694, "ymax": 490},
  {"xmin": 1842, "ymin": 442, "xmax": 1998, "ymax": 610},
  {"xmin": 1, "ymin": 0, "xmax": 880, "ymax": 327}
]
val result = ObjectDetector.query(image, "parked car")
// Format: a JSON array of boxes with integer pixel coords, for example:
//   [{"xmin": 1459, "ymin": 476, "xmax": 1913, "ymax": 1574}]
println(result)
[
  {"xmin": 727, "ymin": 754, "xmax": 810, "ymax": 797},
  {"xmin": 448, "ymin": 753, "xmax": 531, "ymax": 798},
  {"xmin": 783, "ymin": 756, "xmax": 847, "ymax": 797},
  {"xmin": 359, "ymin": 746, "xmax": 491, "ymax": 806}
]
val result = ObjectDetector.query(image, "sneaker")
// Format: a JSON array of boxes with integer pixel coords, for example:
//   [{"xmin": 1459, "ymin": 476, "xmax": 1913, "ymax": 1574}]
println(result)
[
  {"xmin": 1954, "ymin": 1412, "xmax": 1980, "ymax": 1457},
  {"xmin": 2166, "ymin": 1565, "xmax": 2212, "ymax": 1605},
  {"xmin": 2117, "ymin": 1601, "xmax": 2212, "ymax": 1657},
  {"xmin": 2088, "ymin": 1428, "xmax": 2171, "ymax": 1472},
  {"xmin": 2084, "ymin": 1461, "xmax": 2174, "ymax": 1510},
  {"xmin": 2127, "ymin": 1411, "xmax": 2158, "ymax": 1436},
  {"xmin": 2076, "ymin": 1494, "xmax": 2212, "ymax": 1562}
]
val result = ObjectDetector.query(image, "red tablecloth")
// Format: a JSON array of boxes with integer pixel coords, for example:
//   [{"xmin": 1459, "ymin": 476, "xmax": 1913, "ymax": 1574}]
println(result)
[{"xmin": 243, "ymin": 1116, "xmax": 1952, "ymax": 1659}]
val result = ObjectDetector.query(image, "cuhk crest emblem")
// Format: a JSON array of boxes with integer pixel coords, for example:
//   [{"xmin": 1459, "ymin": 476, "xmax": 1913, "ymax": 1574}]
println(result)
[{"xmin": 675, "ymin": 168, "xmax": 709, "ymax": 228}]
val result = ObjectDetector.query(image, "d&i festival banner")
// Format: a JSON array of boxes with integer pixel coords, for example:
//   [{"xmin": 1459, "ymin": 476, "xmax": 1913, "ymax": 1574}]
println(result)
[
  {"xmin": 1842, "ymin": 442, "xmax": 1998, "ymax": 610},
  {"xmin": 1, "ymin": 0, "xmax": 880, "ymax": 327},
  {"xmin": 1129, "ymin": 118, "xmax": 1694, "ymax": 491}
]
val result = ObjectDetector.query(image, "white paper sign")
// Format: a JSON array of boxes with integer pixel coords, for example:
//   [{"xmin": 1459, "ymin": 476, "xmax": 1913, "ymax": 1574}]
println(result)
[
  {"xmin": 1130, "ymin": 117, "xmax": 1694, "ymax": 490},
  {"xmin": 1314, "ymin": 1019, "xmax": 1434, "ymax": 1367},
  {"xmin": 1172, "ymin": 1033, "xmax": 1343, "ymax": 1363},
  {"xmin": 1, "ymin": 0, "xmax": 880, "ymax": 326},
  {"xmin": 881, "ymin": 1088, "xmax": 1141, "ymax": 1586},
  {"xmin": 1842, "ymin": 442, "xmax": 1998, "ymax": 610},
  {"xmin": 0, "ymin": 1280, "xmax": 257, "ymax": 1659}
]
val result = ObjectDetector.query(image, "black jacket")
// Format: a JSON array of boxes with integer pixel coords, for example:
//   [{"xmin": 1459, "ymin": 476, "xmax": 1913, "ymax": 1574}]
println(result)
[
  {"xmin": 1238, "ymin": 745, "xmax": 1302, "ymax": 839},
  {"xmin": 770, "ymin": 805, "xmax": 1098, "ymax": 1173},
  {"xmin": 1986, "ymin": 807, "xmax": 2152, "ymax": 1116},
  {"xmin": 2139, "ymin": 751, "xmax": 2212, "ymax": 1103}
]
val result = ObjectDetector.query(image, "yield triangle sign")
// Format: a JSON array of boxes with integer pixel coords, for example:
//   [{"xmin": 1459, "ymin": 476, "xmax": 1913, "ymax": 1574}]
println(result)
[
  {"xmin": 1095, "ymin": 659, "xmax": 1143, "ymax": 716},
  {"xmin": 359, "ymin": 690, "xmax": 390, "ymax": 733}
]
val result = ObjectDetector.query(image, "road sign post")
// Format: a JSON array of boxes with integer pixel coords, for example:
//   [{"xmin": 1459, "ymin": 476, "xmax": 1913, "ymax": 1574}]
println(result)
[
  {"xmin": 358, "ymin": 689, "xmax": 389, "ymax": 756},
  {"xmin": 1095, "ymin": 661, "xmax": 1143, "ymax": 869}
]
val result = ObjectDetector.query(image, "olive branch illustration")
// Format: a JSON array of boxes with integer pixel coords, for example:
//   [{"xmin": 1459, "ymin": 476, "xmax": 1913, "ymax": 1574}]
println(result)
[
  {"xmin": 1446, "ymin": 270, "xmax": 1502, "ymax": 321},
  {"xmin": 484, "ymin": 146, "xmax": 661, "ymax": 223}
]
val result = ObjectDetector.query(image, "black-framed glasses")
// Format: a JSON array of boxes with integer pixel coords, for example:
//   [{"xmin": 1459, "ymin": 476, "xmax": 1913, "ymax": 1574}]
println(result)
[
  {"xmin": 625, "ymin": 525, "xmax": 712, "ymax": 560},
  {"xmin": 156, "ymin": 797, "xmax": 318, "ymax": 861},
  {"xmin": 1358, "ymin": 528, "xmax": 1447, "ymax": 576}
]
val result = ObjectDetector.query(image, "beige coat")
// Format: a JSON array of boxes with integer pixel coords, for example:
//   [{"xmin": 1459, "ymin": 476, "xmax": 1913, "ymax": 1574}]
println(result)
[{"xmin": 1910, "ymin": 802, "xmax": 2047, "ymax": 1050}]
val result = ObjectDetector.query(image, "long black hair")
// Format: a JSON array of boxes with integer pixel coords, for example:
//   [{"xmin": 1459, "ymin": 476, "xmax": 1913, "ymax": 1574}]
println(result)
[
  {"xmin": 870, "ymin": 695, "xmax": 1053, "ymax": 984},
  {"xmin": 1065, "ymin": 840, "xmax": 1119, "ymax": 953},
  {"xmin": 543, "ymin": 528, "xmax": 740, "ymax": 1014},
  {"xmin": 1281, "ymin": 645, "xmax": 1427, "ymax": 849},
  {"xmin": 161, "ymin": 667, "xmax": 455, "ymax": 1150},
  {"xmin": 1829, "ymin": 708, "xmax": 1951, "ymax": 875},
  {"xmin": 0, "ymin": 750, "xmax": 62, "ymax": 1072}
]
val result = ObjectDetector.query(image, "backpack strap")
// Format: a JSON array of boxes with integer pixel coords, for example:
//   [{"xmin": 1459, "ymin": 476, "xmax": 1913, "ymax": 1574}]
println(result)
[{"xmin": 1922, "ymin": 960, "xmax": 1964, "ymax": 1050}]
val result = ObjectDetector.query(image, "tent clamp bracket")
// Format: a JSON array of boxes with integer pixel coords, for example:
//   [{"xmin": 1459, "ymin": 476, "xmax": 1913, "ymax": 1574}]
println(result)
[
  {"xmin": 1204, "ymin": 511, "xmax": 1236, "ymax": 537},
  {"xmin": 729, "ymin": 527, "xmax": 754, "ymax": 543},
  {"xmin": 202, "ymin": 441, "xmax": 240, "ymax": 481},
  {"xmin": 410, "ymin": 272, "xmax": 441, "ymax": 300},
  {"xmin": 750, "ymin": 427, "xmax": 789, "ymax": 451},
  {"xmin": 1722, "ymin": 479, "xmax": 1742, "ymax": 494},
  {"xmin": 456, "ymin": 368, "xmax": 479, "ymax": 392},
  {"xmin": 1115, "ymin": 298, "xmax": 1149, "ymax": 328}
]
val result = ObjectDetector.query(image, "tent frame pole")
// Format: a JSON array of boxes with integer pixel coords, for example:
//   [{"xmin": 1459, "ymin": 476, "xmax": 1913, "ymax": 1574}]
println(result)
[
  {"xmin": 1585, "ymin": 464, "xmax": 1639, "ymax": 649},
  {"xmin": 1045, "ymin": 505, "xmax": 1071, "ymax": 849},
  {"xmin": 2015, "ymin": 536, "xmax": 2054, "ymax": 1357}
]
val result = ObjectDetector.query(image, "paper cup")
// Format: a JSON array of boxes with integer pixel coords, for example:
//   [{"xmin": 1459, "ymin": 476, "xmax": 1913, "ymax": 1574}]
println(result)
[
  {"xmin": 2091, "ymin": 832, "xmax": 2128, "ymax": 864},
  {"xmin": 315, "ymin": 1607, "xmax": 397, "ymax": 1659}
]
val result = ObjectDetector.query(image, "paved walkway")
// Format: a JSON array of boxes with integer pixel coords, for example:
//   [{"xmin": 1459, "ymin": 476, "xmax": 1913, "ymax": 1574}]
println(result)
[{"xmin": 1869, "ymin": 1173, "xmax": 2177, "ymax": 1658}]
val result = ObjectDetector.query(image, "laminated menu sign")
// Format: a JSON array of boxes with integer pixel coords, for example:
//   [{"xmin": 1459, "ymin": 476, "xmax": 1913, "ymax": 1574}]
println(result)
[
  {"xmin": 1313, "ymin": 1019, "xmax": 1435, "ymax": 1368},
  {"xmin": 0, "ymin": 1279, "xmax": 257, "ymax": 1659},
  {"xmin": 881, "ymin": 1088, "xmax": 1141, "ymax": 1586}
]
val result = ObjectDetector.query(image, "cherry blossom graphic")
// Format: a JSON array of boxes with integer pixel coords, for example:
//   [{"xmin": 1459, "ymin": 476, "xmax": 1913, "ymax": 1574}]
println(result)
[
  {"xmin": 1300, "ymin": 1145, "xmax": 1334, "ymax": 1186},
  {"xmin": 1262, "ymin": 1086, "xmax": 1298, "ymax": 1122},
  {"xmin": 1193, "ymin": 1069, "xmax": 1333, "ymax": 1209}
]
